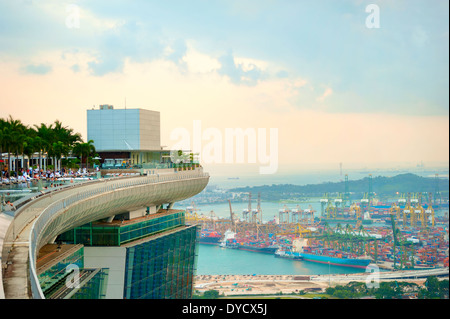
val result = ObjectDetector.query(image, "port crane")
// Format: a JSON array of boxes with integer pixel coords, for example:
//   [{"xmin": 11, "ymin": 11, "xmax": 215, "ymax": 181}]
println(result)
[
  {"xmin": 334, "ymin": 194, "xmax": 343, "ymax": 218},
  {"xmin": 242, "ymin": 192, "xmax": 251, "ymax": 223},
  {"xmin": 278, "ymin": 205, "xmax": 290, "ymax": 224},
  {"xmin": 252, "ymin": 192, "xmax": 262, "ymax": 224},
  {"xmin": 389, "ymin": 211, "xmax": 416, "ymax": 270},
  {"xmin": 389, "ymin": 202, "xmax": 402, "ymax": 221},
  {"xmin": 185, "ymin": 201, "xmax": 200, "ymax": 223},
  {"xmin": 320, "ymin": 194, "xmax": 329, "ymax": 218},
  {"xmin": 291, "ymin": 205, "xmax": 302, "ymax": 224},
  {"xmin": 325, "ymin": 197, "xmax": 337, "ymax": 219},
  {"xmin": 402, "ymin": 193, "xmax": 415, "ymax": 228},
  {"xmin": 303, "ymin": 205, "xmax": 315, "ymax": 225},
  {"xmin": 308, "ymin": 223, "xmax": 380, "ymax": 260},
  {"xmin": 425, "ymin": 192, "xmax": 435, "ymax": 227},
  {"xmin": 277, "ymin": 223, "xmax": 312, "ymax": 237},
  {"xmin": 228, "ymin": 199, "xmax": 237, "ymax": 233},
  {"xmin": 349, "ymin": 203, "xmax": 362, "ymax": 220},
  {"xmin": 206, "ymin": 210, "xmax": 217, "ymax": 231}
]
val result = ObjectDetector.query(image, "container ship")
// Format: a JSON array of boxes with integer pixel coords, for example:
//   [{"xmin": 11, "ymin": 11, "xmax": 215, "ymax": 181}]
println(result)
[
  {"xmin": 219, "ymin": 230, "xmax": 239, "ymax": 249},
  {"xmin": 275, "ymin": 238, "xmax": 372, "ymax": 269},
  {"xmin": 219, "ymin": 230, "xmax": 279, "ymax": 253},
  {"xmin": 199, "ymin": 230, "xmax": 222, "ymax": 245},
  {"xmin": 236, "ymin": 242, "xmax": 280, "ymax": 254}
]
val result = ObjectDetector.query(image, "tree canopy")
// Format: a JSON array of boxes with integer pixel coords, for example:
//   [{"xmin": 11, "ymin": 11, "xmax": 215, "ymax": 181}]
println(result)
[{"xmin": 1, "ymin": 115, "xmax": 91, "ymax": 175}]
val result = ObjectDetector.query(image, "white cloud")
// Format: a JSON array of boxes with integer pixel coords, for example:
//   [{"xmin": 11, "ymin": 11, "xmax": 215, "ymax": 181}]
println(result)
[
  {"xmin": 316, "ymin": 87, "xmax": 333, "ymax": 102},
  {"xmin": 181, "ymin": 43, "xmax": 221, "ymax": 73}
]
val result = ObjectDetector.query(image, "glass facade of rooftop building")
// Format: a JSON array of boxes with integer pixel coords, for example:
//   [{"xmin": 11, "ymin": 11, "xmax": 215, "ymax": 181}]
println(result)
[
  {"xmin": 58, "ymin": 211, "xmax": 186, "ymax": 246},
  {"xmin": 37, "ymin": 246, "xmax": 108, "ymax": 299},
  {"xmin": 57, "ymin": 210, "xmax": 199, "ymax": 299},
  {"xmin": 68, "ymin": 269, "xmax": 109, "ymax": 299},
  {"xmin": 38, "ymin": 246, "xmax": 84, "ymax": 297},
  {"xmin": 123, "ymin": 225, "xmax": 198, "ymax": 299}
]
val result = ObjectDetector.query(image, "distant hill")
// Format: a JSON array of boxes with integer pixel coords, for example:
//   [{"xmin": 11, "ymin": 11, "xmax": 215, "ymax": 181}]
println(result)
[{"xmin": 229, "ymin": 173, "xmax": 449, "ymax": 201}]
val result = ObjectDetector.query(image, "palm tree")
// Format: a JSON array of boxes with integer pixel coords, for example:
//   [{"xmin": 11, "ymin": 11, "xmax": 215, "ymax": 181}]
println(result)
[
  {"xmin": 0, "ymin": 118, "xmax": 5, "ymax": 177},
  {"xmin": 73, "ymin": 140, "xmax": 96, "ymax": 170},
  {"xmin": 32, "ymin": 135, "xmax": 44, "ymax": 170},
  {"xmin": 1, "ymin": 117, "xmax": 85, "ymax": 175},
  {"xmin": 23, "ymin": 131, "xmax": 38, "ymax": 170},
  {"xmin": 51, "ymin": 120, "xmax": 82, "ymax": 171},
  {"xmin": 6, "ymin": 116, "xmax": 27, "ymax": 176},
  {"xmin": 34, "ymin": 123, "xmax": 54, "ymax": 171}
]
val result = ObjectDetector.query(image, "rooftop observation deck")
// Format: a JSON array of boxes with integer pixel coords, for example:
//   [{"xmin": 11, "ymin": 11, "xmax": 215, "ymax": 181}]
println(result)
[{"xmin": 0, "ymin": 168, "xmax": 209, "ymax": 299}]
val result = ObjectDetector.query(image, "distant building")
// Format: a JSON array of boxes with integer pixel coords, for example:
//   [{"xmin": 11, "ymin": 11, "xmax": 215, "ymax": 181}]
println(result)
[{"xmin": 87, "ymin": 105, "xmax": 170, "ymax": 168}]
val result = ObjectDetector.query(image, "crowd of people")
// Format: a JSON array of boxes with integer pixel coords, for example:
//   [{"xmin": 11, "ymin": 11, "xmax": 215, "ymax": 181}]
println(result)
[{"xmin": 1, "ymin": 166, "xmax": 100, "ymax": 185}]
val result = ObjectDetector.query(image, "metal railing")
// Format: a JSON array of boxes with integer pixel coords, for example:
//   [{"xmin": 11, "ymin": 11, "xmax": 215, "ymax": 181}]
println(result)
[{"xmin": 27, "ymin": 170, "xmax": 209, "ymax": 298}]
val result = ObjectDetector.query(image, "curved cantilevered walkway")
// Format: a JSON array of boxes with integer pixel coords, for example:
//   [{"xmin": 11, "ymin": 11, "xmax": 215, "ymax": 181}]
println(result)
[{"xmin": 0, "ymin": 168, "xmax": 209, "ymax": 299}]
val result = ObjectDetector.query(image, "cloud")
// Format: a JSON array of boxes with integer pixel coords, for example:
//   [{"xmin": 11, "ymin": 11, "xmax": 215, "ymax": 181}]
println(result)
[
  {"xmin": 21, "ymin": 63, "xmax": 52, "ymax": 75},
  {"xmin": 166, "ymin": 39, "xmax": 188, "ymax": 65},
  {"xmin": 83, "ymin": 20, "xmax": 167, "ymax": 76},
  {"xmin": 316, "ymin": 87, "xmax": 333, "ymax": 102},
  {"xmin": 217, "ymin": 51, "xmax": 265, "ymax": 86},
  {"xmin": 181, "ymin": 43, "xmax": 221, "ymax": 73},
  {"xmin": 88, "ymin": 55, "xmax": 124, "ymax": 76},
  {"xmin": 71, "ymin": 64, "xmax": 80, "ymax": 73},
  {"xmin": 276, "ymin": 70, "xmax": 289, "ymax": 78},
  {"xmin": 0, "ymin": 0, "xmax": 448, "ymax": 116}
]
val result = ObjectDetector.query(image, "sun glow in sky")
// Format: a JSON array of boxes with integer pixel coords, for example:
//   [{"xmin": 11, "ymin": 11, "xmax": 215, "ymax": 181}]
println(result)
[{"xmin": 0, "ymin": 0, "xmax": 448, "ymax": 173}]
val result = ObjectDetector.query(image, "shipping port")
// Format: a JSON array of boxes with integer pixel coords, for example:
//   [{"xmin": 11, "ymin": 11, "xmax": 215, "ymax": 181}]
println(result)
[{"xmin": 186, "ymin": 177, "xmax": 449, "ymax": 272}]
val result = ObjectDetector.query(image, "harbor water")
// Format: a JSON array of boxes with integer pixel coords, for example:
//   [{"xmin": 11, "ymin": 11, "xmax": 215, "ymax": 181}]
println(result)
[{"xmin": 196, "ymin": 244, "xmax": 371, "ymax": 276}]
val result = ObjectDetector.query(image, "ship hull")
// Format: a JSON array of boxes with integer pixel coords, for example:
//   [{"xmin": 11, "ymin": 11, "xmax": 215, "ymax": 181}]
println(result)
[
  {"xmin": 199, "ymin": 237, "xmax": 221, "ymax": 245},
  {"xmin": 237, "ymin": 245, "xmax": 279, "ymax": 254},
  {"xmin": 275, "ymin": 251, "xmax": 303, "ymax": 260},
  {"xmin": 319, "ymin": 218, "xmax": 374, "ymax": 225},
  {"xmin": 300, "ymin": 253, "xmax": 371, "ymax": 269}
]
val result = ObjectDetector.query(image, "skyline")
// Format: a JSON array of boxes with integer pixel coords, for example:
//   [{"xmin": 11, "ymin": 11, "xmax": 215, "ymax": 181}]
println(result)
[{"xmin": 0, "ymin": 0, "xmax": 448, "ymax": 173}]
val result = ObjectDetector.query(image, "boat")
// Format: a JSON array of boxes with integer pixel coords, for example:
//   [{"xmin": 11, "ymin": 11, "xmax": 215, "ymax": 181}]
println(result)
[
  {"xmin": 219, "ymin": 230, "xmax": 239, "ymax": 249},
  {"xmin": 236, "ymin": 242, "xmax": 279, "ymax": 254},
  {"xmin": 300, "ymin": 251, "xmax": 372, "ymax": 269},
  {"xmin": 275, "ymin": 247, "xmax": 303, "ymax": 260},
  {"xmin": 275, "ymin": 238, "xmax": 372, "ymax": 269},
  {"xmin": 319, "ymin": 218, "xmax": 374, "ymax": 225},
  {"xmin": 199, "ymin": 230, "xmax": 222, "ymax": 245}
]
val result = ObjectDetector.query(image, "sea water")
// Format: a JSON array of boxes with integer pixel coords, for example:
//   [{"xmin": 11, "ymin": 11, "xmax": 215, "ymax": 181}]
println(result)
[{"xmin": 196, "ymin": 244, "xmax": 368, "ymax": 275}]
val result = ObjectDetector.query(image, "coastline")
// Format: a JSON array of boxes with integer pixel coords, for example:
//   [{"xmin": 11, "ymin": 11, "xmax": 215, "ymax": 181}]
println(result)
[{"xmin": 193, "ymin": 272, "xmax": 436, "ymax": 296}]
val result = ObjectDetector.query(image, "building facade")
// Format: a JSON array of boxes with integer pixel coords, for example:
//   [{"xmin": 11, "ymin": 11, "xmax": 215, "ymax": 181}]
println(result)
[
  {"xmin": 87, "ymin": 105, "xmax": 166, "ymax": 167},
  {"xmin": 56, "ymin": 208, "xmax": 199, "ymax": 299}
]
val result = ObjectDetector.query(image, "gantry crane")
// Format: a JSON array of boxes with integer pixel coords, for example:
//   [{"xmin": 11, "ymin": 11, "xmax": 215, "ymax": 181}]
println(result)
[
  {"xmin": 425, "ymin": 192, "xmax": 435, "ymax": 227},
  {"xmin": 291, "ymin": 205, "xmax": 302, "ymax": 224},
  {"xmin": 279, "ymin": 205, "xmax": 290, "ymax": 224},
  {"xmin": 402, "ymin": 193, "xmax": 415, "ymax": 228},
  {"xmin": 251, "ymin": 192, "xmax": 262, "ymax": 224},
  {"xmin": 389, "ymin": 202, "xmax": 402, "ymax": 221},
  {"xmin": 242, "ymin": 192, "xmax": 251, "ymax": 223},
  {"xmin": 228, "ymin": 199, "xmax": 237, "ymax": 233},
  {"xmin": 349, "ymin": 202, "xmax": 362, "ymax": 219},
  {"xmin": 390, "ymin": 211, "xmax": 416, "ymax": 270},
  {"xmin": 320, "ymin": 193, "xmax": 329, "ymax": 218},
  {"xmin": 303, "ymin": 205, "xmax": 315, "ymax": 225}
]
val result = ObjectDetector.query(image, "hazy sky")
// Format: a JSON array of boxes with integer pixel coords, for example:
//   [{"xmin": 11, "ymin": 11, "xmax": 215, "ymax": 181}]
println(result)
[{"xmin": 0, "ymin": 0, "xmax": 448, "ymax": 173}]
